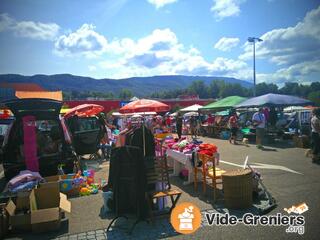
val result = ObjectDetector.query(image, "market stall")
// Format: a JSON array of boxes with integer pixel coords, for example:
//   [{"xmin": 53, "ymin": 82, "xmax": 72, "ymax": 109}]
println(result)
[
  {"xmin": 235, "ymin": 93, "xmax": 314, "ymax": 144},
  {"xmin": 163, "ymin": 137, "xmax": 220, "ymax": 184},
  {"xmin": 200, "ymin": 96, "xmax": 247, "ymax": 138}
]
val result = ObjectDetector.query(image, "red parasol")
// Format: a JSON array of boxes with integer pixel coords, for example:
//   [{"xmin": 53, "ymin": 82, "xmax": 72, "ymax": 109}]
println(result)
[
  {"xmin": 63, "ymin": 104, "xmax": 104, "ymax": 119},
  {"xmin": 119, "ymin": 99, "xmax": 170, "ymax": 114}
]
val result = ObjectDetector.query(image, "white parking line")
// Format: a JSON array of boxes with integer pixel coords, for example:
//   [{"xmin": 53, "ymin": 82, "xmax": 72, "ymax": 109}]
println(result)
[{"xmin": 219, "ymin": 160, "xmax": 302, "ymax": 175}]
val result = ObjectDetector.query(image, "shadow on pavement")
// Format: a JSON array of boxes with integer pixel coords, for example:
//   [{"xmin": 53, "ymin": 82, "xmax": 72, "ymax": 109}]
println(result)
[
  {"xmin": 4, "ymin": 219, "xmax": 69, "ymax": 240},
  {"xmin": 105, "ymin": 217, "xmax": 178, "ymax": 240}
]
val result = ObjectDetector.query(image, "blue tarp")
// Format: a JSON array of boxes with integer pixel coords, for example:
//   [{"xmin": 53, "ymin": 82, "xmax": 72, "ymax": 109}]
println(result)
[{"xmin": 236, "ymin": 93, "xmax": 313, "ymax": 108}]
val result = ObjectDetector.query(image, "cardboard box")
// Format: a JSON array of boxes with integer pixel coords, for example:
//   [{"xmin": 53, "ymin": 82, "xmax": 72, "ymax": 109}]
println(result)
[
  {"xmin": 5, "ymin": 183, "xmax": 71, "ymax": 233},
  {"xmin": 0, "ymin": 203, "xmax": 9, "ymax": 238},
  {"xmin": 41, "ymin": 174, "xmax": 80, "ymax": 197},
  {"xmin": 29, "ymin": 183, "xmax": 71, "ymax": 233},
  {"xmin": 5, "ymin": 197, "xmax": 31, "ymax": 231}
]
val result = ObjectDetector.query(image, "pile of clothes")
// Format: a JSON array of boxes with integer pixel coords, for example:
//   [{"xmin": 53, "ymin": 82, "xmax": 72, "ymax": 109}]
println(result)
[
  {"xmin": 6, "ymin": 170, "xmax": 43, "ymax": 193},
  {"xmin": 164, "ymin": 137, "xmax": 218, "ymax": 157},
  {"xmin": 164, "ymin": 137, "xmax": 203, "ymax": 154},
  {"xmin": 198, "ymin": 143, "xmax": 218, "ymax": 156}
]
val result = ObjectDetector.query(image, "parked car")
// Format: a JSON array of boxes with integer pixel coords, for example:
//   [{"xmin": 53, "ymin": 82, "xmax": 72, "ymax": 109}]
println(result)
[{"xmin": 0, "ymin": 98, "xmax": 76, "ymax": 180}]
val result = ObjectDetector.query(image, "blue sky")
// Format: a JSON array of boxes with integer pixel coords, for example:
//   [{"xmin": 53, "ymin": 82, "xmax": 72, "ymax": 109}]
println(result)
[{"xmin": 0, "ymin": 0, "xmax": 319, "ymax": 85}]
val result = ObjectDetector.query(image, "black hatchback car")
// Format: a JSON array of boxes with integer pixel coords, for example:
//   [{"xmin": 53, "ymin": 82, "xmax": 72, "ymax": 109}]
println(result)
[{"xmin": 0, "ymin": 98, "xmax": 76, "ymax": 180}]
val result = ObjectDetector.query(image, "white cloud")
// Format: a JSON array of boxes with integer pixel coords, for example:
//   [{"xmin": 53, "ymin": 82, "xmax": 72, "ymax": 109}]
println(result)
[
  {"xmin": 238, "ymin": 5, "xmax": 320, "ymax": 85},
  {"xmin": 210, "ymin": 0, "xmax": 246, "ymax": 21},
  {"xmin": 214, "ymin": 37, "xmax": 240, "ymax": 51},
  {"xmin": 147, "ymin": 0, "xmax": 178, "ymax": 9},
  {"xmin": 97, "ymin": 28, "xmax": 250, "ymax": 79},
  {"xmin": 240, "ymin": 6, "xmax": 320, "ymax": 65},
  {"xmin": 54, "ymin": 24, "xmax": 108, "ymax": 58},
  {"xmin": 257, "ymin": 60, "xmax": 320, "ymax": 85},
  {"xmin": 0, "ymin": 13, "xmax": 60, "ymax": 40}
]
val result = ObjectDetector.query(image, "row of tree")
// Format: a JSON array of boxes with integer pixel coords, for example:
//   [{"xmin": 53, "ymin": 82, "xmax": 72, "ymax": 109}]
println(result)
[
  {"xmin": 62, "ymin": 80, "xmax": 320, "ymax": 106},
  {"xmin": 150, "ymin": 80, "xmax": 320, "ymax": 106}
]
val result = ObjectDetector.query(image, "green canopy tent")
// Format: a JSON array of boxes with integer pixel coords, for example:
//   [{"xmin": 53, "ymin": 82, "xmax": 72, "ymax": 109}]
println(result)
[{"xmin": 200, "ymin": 96, "xmax": 247, "ymax": 111}]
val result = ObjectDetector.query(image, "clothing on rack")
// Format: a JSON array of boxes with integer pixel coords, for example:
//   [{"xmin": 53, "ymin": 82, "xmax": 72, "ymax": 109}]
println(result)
[
  {"xmin": 125, "ymin": 125, "xmax": 155, "ymax": 157},
  {"xmin": 108, "ymin": 146, "xmax": 148, "ymax": 219}
]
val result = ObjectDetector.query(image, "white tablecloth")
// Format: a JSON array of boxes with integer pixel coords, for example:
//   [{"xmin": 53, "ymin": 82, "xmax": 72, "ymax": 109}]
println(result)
[
  {"xmin": 167, "ymin": 149, "xmax": 194, "ymax": 184},
  {"xmin": 166, "ymin": 149, "xmax": 220, "ymax": 185}
]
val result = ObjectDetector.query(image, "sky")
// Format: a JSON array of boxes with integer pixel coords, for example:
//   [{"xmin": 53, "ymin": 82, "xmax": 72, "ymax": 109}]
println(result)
[{"xmin": 0, "ymin": 0, "xmax": 319, "ymax": 85}]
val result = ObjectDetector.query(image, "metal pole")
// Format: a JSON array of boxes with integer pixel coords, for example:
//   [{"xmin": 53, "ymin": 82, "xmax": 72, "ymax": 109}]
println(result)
[{"xmin": 253, "ymin": 41, "xmax": 256, "ymax": 97}]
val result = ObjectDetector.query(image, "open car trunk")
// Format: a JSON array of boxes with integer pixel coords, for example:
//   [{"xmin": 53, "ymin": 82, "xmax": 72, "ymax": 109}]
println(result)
[{"xmin": 2, "ymin": 99, "xmax": 74, "ymax": 179}]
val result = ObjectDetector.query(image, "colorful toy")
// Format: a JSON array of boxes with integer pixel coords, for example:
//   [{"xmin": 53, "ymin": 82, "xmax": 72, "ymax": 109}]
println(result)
[{"xmin": 80, "ymin": 187, "xmax": 91, "ymax": 196}]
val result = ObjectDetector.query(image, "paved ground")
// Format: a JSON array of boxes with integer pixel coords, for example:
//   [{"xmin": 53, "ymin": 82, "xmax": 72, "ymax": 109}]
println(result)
[{"xmin": 1, "ymin": 136, "xmax": 320, "ymax": 239}]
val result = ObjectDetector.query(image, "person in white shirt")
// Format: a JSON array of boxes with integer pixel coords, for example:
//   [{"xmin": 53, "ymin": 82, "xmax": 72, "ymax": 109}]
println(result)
[
  {"xmin": 252, "ymin": 108, "xmax": 266, "ymax": 147},
  {"xmin": 311, "ymin": 108, "xmax": 320, "ymax": 162}
]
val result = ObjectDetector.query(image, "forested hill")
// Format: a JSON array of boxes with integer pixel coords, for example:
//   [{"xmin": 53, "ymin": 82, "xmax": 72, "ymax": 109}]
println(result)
[{"xmin": 0, "ymin": 74, "xmax": 251, "ymax": 96}]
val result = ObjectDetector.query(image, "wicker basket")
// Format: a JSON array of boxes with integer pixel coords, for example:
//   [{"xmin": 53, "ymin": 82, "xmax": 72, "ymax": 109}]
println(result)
[{"xmin": 222, "ymin": 169, "xmax": 253, "ymax": 209}]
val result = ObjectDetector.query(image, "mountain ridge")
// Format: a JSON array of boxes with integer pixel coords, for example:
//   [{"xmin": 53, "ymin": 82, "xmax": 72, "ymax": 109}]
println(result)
[{"xmin": 0, "ymin": 74, "xmax": 252, "ymax": 96}]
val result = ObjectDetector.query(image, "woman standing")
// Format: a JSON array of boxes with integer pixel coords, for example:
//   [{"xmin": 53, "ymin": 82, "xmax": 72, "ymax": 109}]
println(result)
[{"xmin": 228, "ymin": 111, "xmax": 239, "ymax": 145}]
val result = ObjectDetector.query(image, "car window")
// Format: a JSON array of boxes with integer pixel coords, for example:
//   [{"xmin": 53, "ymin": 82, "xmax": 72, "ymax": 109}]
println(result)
[
  {"xmin": 77, "ymin": 117, "xmax": 100, "ymax": 131},
  {"xmin": 0, "ymin": 124, "xmax": 9, "ymax": 136}
]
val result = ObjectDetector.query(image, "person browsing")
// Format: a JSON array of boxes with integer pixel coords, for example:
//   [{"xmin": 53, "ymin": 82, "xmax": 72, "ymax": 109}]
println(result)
[{"xmin": 252, "ymin": 108, "xmax": 266, "ymax": 148}]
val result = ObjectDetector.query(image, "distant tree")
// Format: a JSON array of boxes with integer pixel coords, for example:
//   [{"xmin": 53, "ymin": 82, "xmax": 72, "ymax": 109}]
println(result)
[
  {"xmin": 280, "ymin": 82, "xmax": 301, "ymax": 96},
  {"xmin": 308, "ymin": 91, "xmax": 320, "ymax": 106},
  {"xmin": 188, "ymin": 80, "xmax": 209, "ymax": 98},
  {"xmin": 219, "ymin": 83, "xmax": 246, "ymax": 98},
  {"xmin": 256, "ymin": 83, "xmax": 278, "ymax": 96},
  {"xmin": 208, "ymin": 81, "xmax": 220, "ymax": 98},
  {"xmin": 119, "ymin": 89, "xmax": 133, "ymax": 100},
  {"xmin": 62, "ymin": 91, "xmax": 72, "ymax": 100}
]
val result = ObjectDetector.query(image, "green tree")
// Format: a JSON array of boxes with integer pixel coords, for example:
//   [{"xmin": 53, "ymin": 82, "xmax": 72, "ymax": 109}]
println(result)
[
  {"xmin": 256, "ymin": 83, "xmax": 278, "ymax": 96},
  {"xmin": 208, "ymin": 81, "xmax": 220, "ymax": 98},
  {"xmin": 308, "ymin": 91, "xmax": 320, "ymax": 106},
  {"xmin": 119, "ymin": 89, "xmax": 133, "ymax": 100},
  {"xmin": 188, "ymin": 80, "xmax": 209, "ymax": 98}
]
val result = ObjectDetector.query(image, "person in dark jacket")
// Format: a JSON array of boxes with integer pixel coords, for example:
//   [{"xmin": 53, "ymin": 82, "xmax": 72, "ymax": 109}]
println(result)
[{"xmin": 176, "ymin": 112, "xmax": 183, "ymax": 139}]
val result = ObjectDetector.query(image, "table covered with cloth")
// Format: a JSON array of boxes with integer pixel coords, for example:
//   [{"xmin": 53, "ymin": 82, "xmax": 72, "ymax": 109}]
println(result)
[{"xmin": 167, "ymin": 149, "xmax": 220, "ymax": 185}]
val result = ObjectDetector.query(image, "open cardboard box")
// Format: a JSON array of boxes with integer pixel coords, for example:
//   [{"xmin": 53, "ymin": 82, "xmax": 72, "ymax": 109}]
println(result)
[
  {"xmin": 30, "ymin": 182, "xmax": 71, "ymax": 233},
  {"xmin": 41, "ymin": 174, "xmax": 80, "ymax": 197},
  {"xmin": 6, "ymin": 182, "xmax": 71, "ymax": 233},
  {"xmin": 5, "ymin": 191, "xmax": 32, "ymax": 231}
]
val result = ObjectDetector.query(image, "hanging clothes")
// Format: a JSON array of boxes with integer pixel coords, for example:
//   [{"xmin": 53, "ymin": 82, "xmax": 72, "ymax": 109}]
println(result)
[
  {"xmin": 108, "ymin": 146, "xmax": 148, "ymax": 219},
  {"xmin": 125, "ymin": 125, "xmax": 155, "ymax": 157}
]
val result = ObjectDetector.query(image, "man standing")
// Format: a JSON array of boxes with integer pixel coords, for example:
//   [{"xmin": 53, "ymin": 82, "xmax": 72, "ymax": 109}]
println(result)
[
  {"xmin": 311, "ymin": 108, "xmax": 320, "ymax": 162},
  {"xmin": 252, "ymin": 108, "xmax": 266, "ymax": 149}
]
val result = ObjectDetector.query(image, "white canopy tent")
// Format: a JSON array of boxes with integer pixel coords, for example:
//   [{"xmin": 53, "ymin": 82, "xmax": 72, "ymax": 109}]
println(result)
[
  {"xmin": 112, "ymin": 111, "xmax": 157, "ymax": 117},
  {"xmin": 180, "ymin": 104, "xmax": 203, "ymax": 112}
]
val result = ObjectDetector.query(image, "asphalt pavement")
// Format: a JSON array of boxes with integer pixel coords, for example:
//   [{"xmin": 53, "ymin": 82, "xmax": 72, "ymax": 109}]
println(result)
[{"xmin": 1, "ymin": 137, "xmax": 320, "ymax": 240}]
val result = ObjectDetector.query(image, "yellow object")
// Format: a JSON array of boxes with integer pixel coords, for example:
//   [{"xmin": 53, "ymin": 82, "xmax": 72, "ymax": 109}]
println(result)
[{"xmin": 154, "ymin": 133, "xmax": 171, "ymax": 139}]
